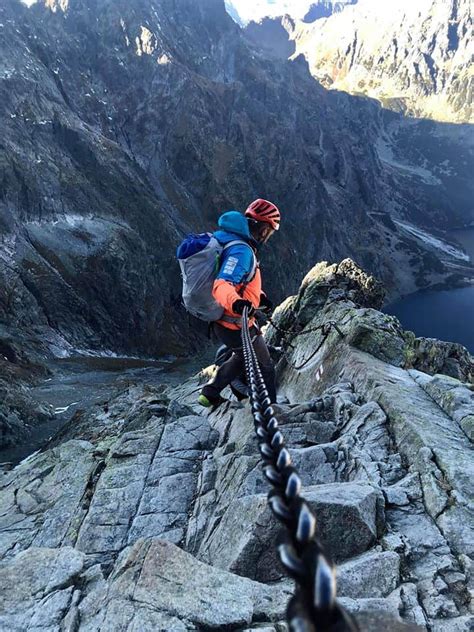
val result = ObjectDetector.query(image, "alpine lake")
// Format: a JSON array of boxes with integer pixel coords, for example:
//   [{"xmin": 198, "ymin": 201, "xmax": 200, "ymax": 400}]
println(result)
[{"xmin": 385, "ymin": 228, "xmax": 474, "ymax": 354}]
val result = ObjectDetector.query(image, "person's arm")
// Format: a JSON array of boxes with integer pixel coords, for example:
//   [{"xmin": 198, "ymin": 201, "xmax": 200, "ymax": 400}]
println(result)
[{"xmin": 212, "ymin": 244, "xmax": 254, "ymax": 313}]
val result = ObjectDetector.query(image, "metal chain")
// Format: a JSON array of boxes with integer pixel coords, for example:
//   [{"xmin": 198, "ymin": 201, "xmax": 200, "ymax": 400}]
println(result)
[
  {"xmin": 267, "ymin": 315, "xmax": 344, "ymax": 342},
  {"xmin": 241, "ymin": 307, "xmax": 359, "ymax": 632},
  {"xmin": 266, "ymin": 316, "xmax": 345, "ymax": 372}
]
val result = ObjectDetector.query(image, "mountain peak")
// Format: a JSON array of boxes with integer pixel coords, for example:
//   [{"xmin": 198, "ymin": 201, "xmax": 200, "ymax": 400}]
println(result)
[{"xmin": 290, "ymin": 0, "xmax": 473, "ymax": 123}]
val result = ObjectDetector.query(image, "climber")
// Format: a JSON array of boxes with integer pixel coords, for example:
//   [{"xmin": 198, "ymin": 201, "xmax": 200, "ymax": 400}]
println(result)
[{"xmin": 198, "ymin": 199, "xmax": 280, "ymax": 408}]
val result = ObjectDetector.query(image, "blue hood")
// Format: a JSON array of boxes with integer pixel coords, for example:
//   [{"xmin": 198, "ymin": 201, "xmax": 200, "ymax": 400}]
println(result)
[{"xmin": 216, "ymin": 211, "xmax": 250, "ymax": 240}]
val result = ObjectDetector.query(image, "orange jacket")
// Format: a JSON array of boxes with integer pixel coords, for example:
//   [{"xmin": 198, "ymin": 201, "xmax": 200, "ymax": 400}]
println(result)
[{"xmin": 213, "ymin": 266, "xmax": 262, "ymax": 330}]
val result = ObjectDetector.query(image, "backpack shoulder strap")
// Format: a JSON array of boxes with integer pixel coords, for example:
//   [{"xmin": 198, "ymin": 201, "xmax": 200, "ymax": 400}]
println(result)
[
  {"xmin": 221, "ymin": 239, "xmax": 249, "ymax": 251},
  {"xmin": 221, "ymin": 240, "xmax": 257, "ymax": 283}
]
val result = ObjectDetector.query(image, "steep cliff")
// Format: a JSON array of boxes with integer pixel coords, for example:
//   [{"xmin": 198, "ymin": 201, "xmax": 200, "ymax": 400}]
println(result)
[
  {"xmin": 1, "ymin": 0, "xmax": 472, "ymax": 363},
  {"xmin": 0, "ymin": 261, "xmax": 472, "ymax": 631},
  {"xmin": 290, "ymin": 0, "xmax": 473, "ymax": 124}
]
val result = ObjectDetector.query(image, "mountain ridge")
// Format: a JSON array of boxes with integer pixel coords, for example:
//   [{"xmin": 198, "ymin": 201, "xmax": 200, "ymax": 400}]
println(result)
[{"xmin": 288, "ymin": 0, "xmax": 473, "ymax": 124}]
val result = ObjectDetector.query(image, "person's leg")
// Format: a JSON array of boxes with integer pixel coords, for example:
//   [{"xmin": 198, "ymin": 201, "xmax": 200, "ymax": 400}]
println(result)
[
  {"xmin": 200, "ymin": 325, "xmax": 245, "ymax": 404},
  {"xmin": 230, "ymin": 378, "xmax": 250, "ymax": 401},
  {"xmin": 201, "ymin": 325, "xmax": 276, "ymax": 405}
]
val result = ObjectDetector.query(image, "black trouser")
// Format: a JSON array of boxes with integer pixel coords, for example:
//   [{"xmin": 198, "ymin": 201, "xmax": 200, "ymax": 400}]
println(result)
[{"xmin": 203, "ymin": 323, "xmax": 276, "ymax": 403}]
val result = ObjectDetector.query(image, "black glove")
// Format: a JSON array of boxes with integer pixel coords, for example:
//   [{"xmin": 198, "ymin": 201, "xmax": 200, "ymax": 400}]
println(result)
[
  {"xmin": 232, "ymin": 299, "xmax": 254, "ymax": 316},
  {"xmin": 259, "ymin": 293, "xmax": 273, "ymax": 313}
]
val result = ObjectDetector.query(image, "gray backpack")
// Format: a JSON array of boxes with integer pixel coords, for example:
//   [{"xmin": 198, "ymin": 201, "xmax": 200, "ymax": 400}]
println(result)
[{"xmin": 177, "ymin": 232, "xmax": 257, "ymax": 322}]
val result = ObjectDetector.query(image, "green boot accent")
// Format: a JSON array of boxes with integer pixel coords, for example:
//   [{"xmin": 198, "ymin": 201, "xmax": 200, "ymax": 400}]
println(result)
[{"xmin": 198, "ymin": 394, "xmax": 213, "ymax": 408}]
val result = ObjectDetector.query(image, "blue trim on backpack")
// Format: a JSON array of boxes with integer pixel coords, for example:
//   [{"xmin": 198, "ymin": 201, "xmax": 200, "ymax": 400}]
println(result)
[{"xmin": 176, "ymin": 233, "xmax": 211, "ymax": 260}]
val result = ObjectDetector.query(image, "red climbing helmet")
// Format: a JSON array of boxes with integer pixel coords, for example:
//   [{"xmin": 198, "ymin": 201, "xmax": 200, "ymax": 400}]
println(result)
[{"xmin": 244, "ymin": 199, "xmax": 280, "ymax": 231}]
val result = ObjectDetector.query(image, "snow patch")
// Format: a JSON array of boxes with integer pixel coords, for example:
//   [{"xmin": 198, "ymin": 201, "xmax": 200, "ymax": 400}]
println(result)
[
  {"xmin": 24, "ymin": 213, "xmax": 125, "ymax": 229},
  {"xmin": 19, "ymin": 450, "xmax": 41, "ymax": 466},
  {"xmin": 54, "ymin": 402, "xmax": 79, "ymax": 414},
  {"xmin": 376, "ymin": 138, "xmax": 440, "ymax": 185},
  {"xmin": 136, "ymin": 26, "xmax": 157, "ymax": 57},
  {"xmin": 157, "ymin": 54, "xmax": 171, "ymax": 65},
  {"xmin": 395, "ymin": 220, "xmax": 470, "ymax": 262},
  {"xmin": 0, "ymin": 235, "xmax": 18, "ymax": 262}
]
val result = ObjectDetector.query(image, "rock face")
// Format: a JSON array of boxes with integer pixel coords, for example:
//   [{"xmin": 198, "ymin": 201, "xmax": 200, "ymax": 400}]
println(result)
[
  {"xmin": 0, "ymin": 259, "xmax": 472, "ymax": 630},
  {"xmin": 289, "ymin": 0, "xmax": 473, "ymax": 124},
  {"xmin": 0, "ymin": 0, "xmax": 473, "ymax": 365},
  {"xmin": 0, "ymin": 332, "xmax": 54, "ymax": 451}
]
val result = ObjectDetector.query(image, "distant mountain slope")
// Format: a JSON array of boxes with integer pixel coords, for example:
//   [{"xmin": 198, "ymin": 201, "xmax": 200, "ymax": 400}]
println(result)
[
  {"xmin": 303, "ymin": 1, "xmax": 358, "ymax": 22},
  {"xmin": 0, "ymin": 0, "xmax": 472, "ymax": 358},
  {"xmin": 225, "ymin": 0, "xmax": 356, "ymax": 26},
  {"xmin": 290, "ymin": 0, "xmax": 473, "ymax": 123}
]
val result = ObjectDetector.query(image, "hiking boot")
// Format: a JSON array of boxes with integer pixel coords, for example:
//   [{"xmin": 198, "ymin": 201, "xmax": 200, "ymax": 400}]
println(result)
[{"xmin": 198, "ymin": 389, "xmax": 226, "ymax": 410}]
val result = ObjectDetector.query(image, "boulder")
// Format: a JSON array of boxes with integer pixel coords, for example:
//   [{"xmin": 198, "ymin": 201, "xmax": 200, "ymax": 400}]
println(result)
[
  {"xmin": 289, "ymin": 443, "xmax": 339, "ymax": 485},
  {"xmin": 79, "ymin": 539, "xmax": 292, "ymax": 630},
  {"xmin": 0, "ymin": 547, "xmax": 85, "ymax": 631},
  {"xmin": 417, "ymin": 373, "xmax": 474, "ymax": 440},
  {"xmin": 407, "ymin": 338, "xmax": 474, "ymax": 383},
  {"xmin": 198, "ymin": 494, "xmax": 281, "ymax": 582},
  {"xmin": 199, "ymin": 482, "xmax": 385, "ymax": 583},
  {"xmin": 297, "ymin": 260, "xmax": 386, "ymax": 315},
  {"xmin": 305, "ymin": 483, "xmax": 385, "ymax": 562},
  {"xmin": 337, "ymin": 550, "xmax": 400, "ymax": 598}
]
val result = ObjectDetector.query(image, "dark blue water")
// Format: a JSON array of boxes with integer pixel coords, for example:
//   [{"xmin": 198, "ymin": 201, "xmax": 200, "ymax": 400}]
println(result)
[
  {"xmin": 387, "ymin": 286, "xmax": 474, "ymax": 353},
  {"xmin": 386, "ymin": 228, "xmax": 474, "ymax": 353}
]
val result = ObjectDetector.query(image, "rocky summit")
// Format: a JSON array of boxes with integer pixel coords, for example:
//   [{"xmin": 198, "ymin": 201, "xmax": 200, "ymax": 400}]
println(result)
[
  {"xmin": 1, "ymin": 0, "xmax": 473, "ymax": 362},
  {"xmin": 1, "ymin": 260, "xmax": 472, "ymax": 631}
]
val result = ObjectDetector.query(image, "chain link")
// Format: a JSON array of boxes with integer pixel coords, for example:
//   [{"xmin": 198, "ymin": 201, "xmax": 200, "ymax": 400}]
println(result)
[
  {"xmin": 241, "ymin": 307, "xmax": 359, "ymax": 632},
  {"xmin": 266, "ymin": 316, "xmax": 345, "ymax": 371}
]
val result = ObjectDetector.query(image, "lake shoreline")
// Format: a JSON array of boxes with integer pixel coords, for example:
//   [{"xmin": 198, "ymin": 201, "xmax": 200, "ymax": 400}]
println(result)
[{"xmin": 384, "ymin": 228, "xmax": 474, "ymax": 353}]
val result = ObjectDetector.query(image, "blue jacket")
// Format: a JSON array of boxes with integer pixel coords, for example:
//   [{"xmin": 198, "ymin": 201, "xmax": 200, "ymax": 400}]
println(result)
[
  {"xmin": 214, "ymin": 211, "xmax": 256, "ymax": 284},
  {"xmin": 213, "ymin": 210, "xmax": 262, "ymax": 329}
]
